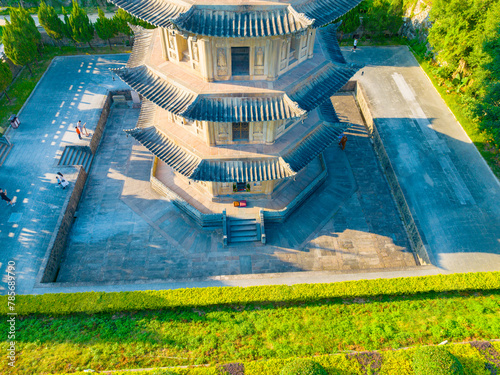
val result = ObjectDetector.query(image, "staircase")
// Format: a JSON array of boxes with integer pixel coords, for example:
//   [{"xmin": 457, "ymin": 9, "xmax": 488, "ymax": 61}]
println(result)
[
  {"xmin": 58, "ymin": 145, "xmax": 93, "ymax": 172},
  {"xmin": 0, "ymin": 139, "xmax": 13, "ymax": 167},
  {"xmin": 227, "ymin": 216, "xmax": 261, "ymax": 244}
]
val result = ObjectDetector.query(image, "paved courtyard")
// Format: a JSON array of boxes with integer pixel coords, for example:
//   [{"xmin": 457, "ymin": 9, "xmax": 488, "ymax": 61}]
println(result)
[{"xmin": 57, "ymin": 92, "xmax": 415, "ymax": 284}]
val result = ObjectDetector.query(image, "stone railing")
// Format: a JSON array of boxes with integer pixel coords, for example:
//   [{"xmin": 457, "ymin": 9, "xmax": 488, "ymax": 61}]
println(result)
[
  {"xmin": 150, "ymin": 158, "xmax": 223, "ymax": 229},
  {"xmin": 352, "ymin": 81, "xmax": 430, "ymax": 265},
  {"xmin": 264, "ymin": 153, "xmax": 328, "ymax": 224},
  {"xmin": 222, "ymin": 209, "xmax": 228, "ymax": 246},
  {"xmin": 259, "ymin": 209, "xmax": 266, "ymax": 244}
]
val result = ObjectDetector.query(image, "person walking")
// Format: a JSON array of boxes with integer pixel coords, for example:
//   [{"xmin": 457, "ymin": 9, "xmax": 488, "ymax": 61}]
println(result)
[
  {"xmin": 75, "ymin": 124, "xmax": 82, "ymax": 140},
  {"xmin": 78, "ymin": 120, "xmax": 90, "ymax": 137},
  {"xmin": 0, "ymin": 188, "xmax": 15, "ymax": 206},
  {"xmin": 353, "ymin": 38, "xmax": 358, "ymax": 52},
  {"xmin": 339, "ymin": 134, "xmax": 348, "ymax": 150},
  {"xmin": 56, "ymin": 172, "xmax": 69, "ymax": 189}
]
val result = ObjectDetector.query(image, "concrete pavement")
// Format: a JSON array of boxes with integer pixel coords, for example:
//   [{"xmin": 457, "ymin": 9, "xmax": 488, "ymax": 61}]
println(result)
[{"xmin": 344, "ymin": 46, "xmax": 500, "ymax": 272}]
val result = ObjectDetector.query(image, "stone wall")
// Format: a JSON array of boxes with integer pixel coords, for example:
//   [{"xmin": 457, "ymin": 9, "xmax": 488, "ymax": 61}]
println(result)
[
  {"xmin": 38, "ymin": 167, "xmax": 88, "ymax": 283},
  {"xmin": 352, "ymin": 81, "xmax": 430, "ymax": 266}
]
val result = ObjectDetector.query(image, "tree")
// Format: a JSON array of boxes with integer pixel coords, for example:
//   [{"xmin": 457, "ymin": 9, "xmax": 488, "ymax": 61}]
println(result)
[
  {"xmin": 113, "ymin": 8, "xmax": 133, "ymax": 45},
  {"xmin": 68, "ymin": 0, "xmax": 94, "ymax": 49},
  {"xmin": 0, "ymin": 61, "xmax": 13, "ymax": 103},
  {"xmin": 94, "ymin": 8, "xmax": 117, "ymax": 50},
  {"xmin": 38, "ymin": 0, "xmax": 65, "ymax": 48},
  {"xmin": 61, "ymin": 7, "xmax": 74, "ymax": 45},
  {"xmin": 2, "ymin": 7, "xmax": 40, "ymax": 75}
]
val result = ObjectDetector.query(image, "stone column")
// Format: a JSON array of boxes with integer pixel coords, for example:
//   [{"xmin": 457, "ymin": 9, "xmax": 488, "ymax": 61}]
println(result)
[
  {"xmin": 199, "ymin": 38, "xmax": 214, "ymax": 82},
  {"xmin": 205, "ymin": 121, "xmax": 216, "ymax": 146},
  {"xmin": 307, "ymin": 29, "xmax": 316, "ymax": 59}
]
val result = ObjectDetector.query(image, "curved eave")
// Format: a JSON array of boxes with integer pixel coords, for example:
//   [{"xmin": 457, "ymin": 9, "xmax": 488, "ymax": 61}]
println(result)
[
  {"xmin": 295, "ymin": 0, "xmax": 364, "ymax": 28},
  {"xmin": 125, "ymin": 126, "xmax": 201, "ymax": 177},
  {"xmin": 288, "ymin": 63, "xmax": 359, "ymax": 112},
  {"xmin": 283, "ymin": 121, "xmax": 350, "ymax": 171},
  {"xmin": 317, "ymin": 22, "xmax": 346, "ymax": 65},
  {"xmin": 112, "ymin": 65, "xmax": 196, "ymax": 115},
  {"xmin": 107, "ymin": 0, "xmax": 188, "ymax": 28},
  {"xmin": 172, "ymin": 5, "xmax": 313, "ymax": 37},
  {"xmin": 182, "ymin": 94, "xmax": 306, "ymax": 122},
  {"xmin": 127, "ymin": 25, "xmax": 155, "ymax": 68}
]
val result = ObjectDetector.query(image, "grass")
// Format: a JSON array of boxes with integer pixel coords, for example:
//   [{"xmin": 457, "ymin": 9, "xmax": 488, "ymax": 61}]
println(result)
[
  {"xmin": 0, "ymin": 44, "xmax": 131, "ymax": 137},
  {"xmin": 2, "ymin": 290, "xmax": 499, "ymax": 373}
]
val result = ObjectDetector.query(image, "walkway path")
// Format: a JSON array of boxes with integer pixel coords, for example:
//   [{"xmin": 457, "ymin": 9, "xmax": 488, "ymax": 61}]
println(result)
[
  {"xmin": 0, "ymin": 54, "xmax": 129, "ymax": 294},
  {"xmin": 344, "ymin": 46, "xmax": 500, "ymax": 272}
]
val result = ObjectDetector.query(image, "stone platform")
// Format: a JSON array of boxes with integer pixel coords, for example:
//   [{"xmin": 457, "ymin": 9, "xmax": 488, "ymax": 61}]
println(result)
[{"xmin": 56, "ymin": 92, "xmax": 416, "ymax": 284}]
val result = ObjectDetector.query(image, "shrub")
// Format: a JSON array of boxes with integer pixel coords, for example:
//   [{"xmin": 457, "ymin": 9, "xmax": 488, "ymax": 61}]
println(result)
[
  {"xmin": 412, "ymin": 346, "xmax": 464, "ymax": 375},
  {"xmin": 280, "ymin": 359, "xmax": 328, "ymax": 375}
]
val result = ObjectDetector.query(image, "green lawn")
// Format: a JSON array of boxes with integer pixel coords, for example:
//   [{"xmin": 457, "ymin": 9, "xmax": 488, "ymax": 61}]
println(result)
[
  {"xmin": 3, "ymin": 290, "xmax": 499, "ymax": 373},
  {"xmin": 0, "ymin": 45, "xmax": 131, "ymax": 136}
]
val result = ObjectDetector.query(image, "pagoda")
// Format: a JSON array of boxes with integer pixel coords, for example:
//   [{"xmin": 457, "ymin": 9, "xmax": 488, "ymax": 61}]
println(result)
[{"xmin": 110, "ymin": 0, "xmax": 362, "ymax": 237}]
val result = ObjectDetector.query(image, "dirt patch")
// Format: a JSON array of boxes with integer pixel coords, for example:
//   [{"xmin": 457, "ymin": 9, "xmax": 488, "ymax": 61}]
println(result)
[
  {"xmin": 219, "ymin": 362, "xmax": 245, "ymax": 375},
  {"xmin": 351, "ymin": 351, "xmax": 383, "ymax": 375},
  {"xmin": 469, "ymin": 341, "xmax": 500, "ymax": 375}
]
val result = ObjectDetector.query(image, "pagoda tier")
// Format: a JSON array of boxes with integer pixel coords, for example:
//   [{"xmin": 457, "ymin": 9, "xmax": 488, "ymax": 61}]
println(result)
[
  {"xmin": 109, "ymin": 0, "xmax": 363, "ymax": 36},
  {"xmin": 125, "ymin": 100, "xmax": 348, "ymax": 182},
  {"xmin": 112, "ymin": 23, "xmax": 359, "ymax": 118}
]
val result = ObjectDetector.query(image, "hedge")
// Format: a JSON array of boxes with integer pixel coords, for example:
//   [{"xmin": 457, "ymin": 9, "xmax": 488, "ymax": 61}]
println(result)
[
  {"xmin": 2, "ymin": 272, "xmax": 500, "ymax": 316},
  {"xmin": 55, "ymin": 342, "xmax": 499, "ymax": 375}
]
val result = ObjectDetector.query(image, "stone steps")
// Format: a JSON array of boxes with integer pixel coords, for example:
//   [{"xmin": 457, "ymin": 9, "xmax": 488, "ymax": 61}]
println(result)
[
  {"xmin": 58, "ymin": 146, "xmax": 93, "ymax": 172},
  {"xmin": 228, "ymin": 217, "xmax": 260, "ymax": 244},
  {"xmin": 0, "ymin": 141, "xmax": 13, "ymax": 167}
]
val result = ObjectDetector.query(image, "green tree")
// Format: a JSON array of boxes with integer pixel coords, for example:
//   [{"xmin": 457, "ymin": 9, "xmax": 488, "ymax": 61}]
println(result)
[
  {"xmin": 68, "ymin": 0, "xmax": 94, "ymax": 49},
  {"xmin": 112, "ymin": 8, "xmax": 133, "ymax": 45},
  {"xmin": 0, "ymin": 61, "xmax": 13, "ymax": 103},
  {"xmin": 60, "ymin": 7, "xmax": 74, "ymax": 46},
  {"xmin": 38, "ymin": 0, "xmax": 65, "ymax": 47},
  {"xmin": 94, "ymin": 8, "xmax": 117, "ymax": 50},
  {"xmin": 2, "ymin": 7, "xmax": 40, "ymax": 75}
]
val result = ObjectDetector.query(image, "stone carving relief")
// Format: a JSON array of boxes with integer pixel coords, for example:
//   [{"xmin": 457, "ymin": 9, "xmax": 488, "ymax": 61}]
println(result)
[
  {"xmin": 168, "ymin": 31, "xmax": 175, "ymax": 49},
  {"xmin": 254, "ymin": 122, "xmax": 263, "ymax": 133},
  {"xmin": 281, "ymin": 40, "xmax": 288, "ymax": 61},
  {"xmin": 254, "ymin": 47, "xmax": 265, "ymax": 75},
  {"xmin": 192, "ymin": 41, "xmax": 199, "ymax": 62},
  {"xmin": 256, "ymin": 47, "xmax": 264, "ymax": 66},
  {"xmin": 218, "ymin": 122, "xmax": 228, "ymax": 139},
  {"xmin": 217, "ymin": 48, "xmax": 228, "ymax": 75}
]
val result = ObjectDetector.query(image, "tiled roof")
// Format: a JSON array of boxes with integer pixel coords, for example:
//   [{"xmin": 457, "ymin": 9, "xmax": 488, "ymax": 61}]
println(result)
[
  {"xmin": 112, "ymin": 66, "xmax": 196, "ymax": 115},
  {"xmin": 182, "ymin": 95, "xmax": 306, "ymax": 122},
  {"xmin": 294, "ymin": 0, "xmax": 364, "ymax": 28},
  {"xmin": 172, "ymin": 6, "xmax": 313, "ymax": 37},
  {"xmin": 318, "ymin": 100, "xmax": 340, "ymax": 123},
  {"xmin": 283, "ymin": 121, "xmax": 349, "ymax": 171},
  {"xmin": 288, "ymin": 63, "xmax": 358, "ymax": 111},
  {"xmin": 125, "ymin": 126, "xmax": 201, "ymax": 176},
  {"xmin": 191, "ymin": 158, "xmax": 296, "ymax": 182},
  {"xmin": 126, "ymin": 25, "xmax": 155, "ymax": 68},
  {"xmin": 108, "ymin": 0, "xmax": 361, "ymax": 35},
  {"xmin": 317, "ymin": 22, "xmax": 346, "ymax": 65},
  {"xmin": 108, "ymin": 0, "xmax": 187, "ymax": 28}
]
